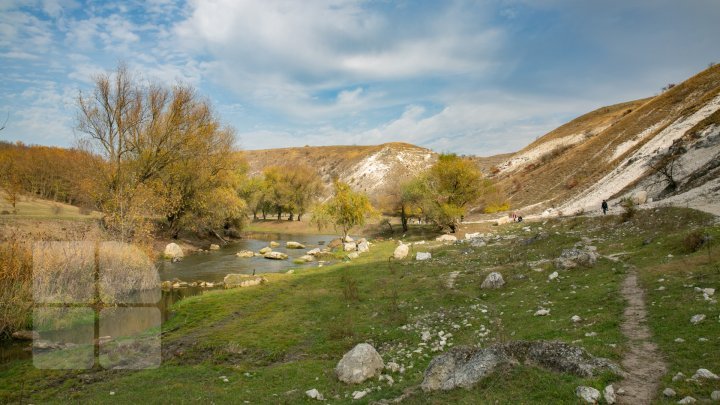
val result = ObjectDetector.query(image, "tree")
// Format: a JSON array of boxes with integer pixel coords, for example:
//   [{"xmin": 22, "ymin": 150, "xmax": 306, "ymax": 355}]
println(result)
[
  {"xmin": 285, "ymin": 164, "xmax": 323, "ymax": 221},
  {"xmin": 312, "ymin": 181, "xmax": 376, "ymax": 239},
  {"xmin": 0, "ymin": 152, "xmax": 23, "ymax": 213},
  {"xmin": 398, "ymin": 176, "xmax": 430, "ymax": 232},
  {"xmin": 416, "ymin": 154, "xmax": 484, "ymax": 233}
]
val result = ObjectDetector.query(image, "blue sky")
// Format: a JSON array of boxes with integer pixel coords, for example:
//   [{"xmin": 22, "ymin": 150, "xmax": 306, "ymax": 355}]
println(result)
[{"xmin": 1, "ymin": 0, "xmax": 719, "ymax": 155}]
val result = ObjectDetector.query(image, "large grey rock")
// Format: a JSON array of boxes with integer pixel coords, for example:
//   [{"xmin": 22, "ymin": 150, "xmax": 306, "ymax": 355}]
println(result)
[
  {"xmin": 357, "ymin": 239, "xmax": 370, "ymax": 253},
  {"xmin": 164, "ymin": 243, "xmax": 184, "ymax": 259},
  {"xmin": 335, "ymin": 343, "xmax": 385, "ymax": 384},
  {"xmin": 286, "ymin": 241, "xmax": 305, "ymax": 249},
  {"xmin": 264, "ymin": 251, "xmax": 288, "ymax": 260},
  {"xmin": 480, "ymin": 272, "xmax": 505, "ymax": 289},
  {"xmin": 421, "ymin": 341, "xmax": 619, "ymax": 392},
  {"xmin": 604, "ymin": 384, "xmax": 616, "ymax": 404},
  {"xmin": 393, "ymin": 243, "xmax": 409, "ymax": 260},
  {"xmin": 554, "ymin": 246, "xmax": 600, "ymax": 269},
  {"xmin": 416, "ymin": 252, "xmax": 432, "ymax": 261},
  {"xmin": 692, "ymin": 368, "xmax": 719, "ymax": 380},
  {"xmin": 576, "ymin": 386, "xmax": 601, "ymax": 403},
  {"xmin": 223, "ymin": 274, "xmax": 266, "ymax": 289}
]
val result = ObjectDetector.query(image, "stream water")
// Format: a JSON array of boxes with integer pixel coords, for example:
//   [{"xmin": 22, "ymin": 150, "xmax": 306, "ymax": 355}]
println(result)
[{"xmin": 0, "ymin": 233, "xmax": 338, "ymax": 365}]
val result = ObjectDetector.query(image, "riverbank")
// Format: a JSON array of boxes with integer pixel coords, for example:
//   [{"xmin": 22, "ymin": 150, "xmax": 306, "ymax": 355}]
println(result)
[{"xmin": 1, "ymin": 207, "xmax": 717, "ymax": 403}]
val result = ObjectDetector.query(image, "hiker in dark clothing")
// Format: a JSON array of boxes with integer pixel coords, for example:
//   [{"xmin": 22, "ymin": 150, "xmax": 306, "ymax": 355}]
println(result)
[{"xmin": 601, "ymin": 199, "xmax": 609, "ymax": 215}]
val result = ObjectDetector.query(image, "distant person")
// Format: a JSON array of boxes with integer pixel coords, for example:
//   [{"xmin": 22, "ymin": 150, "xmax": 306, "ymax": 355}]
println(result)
[{"xmin": 601, "ymin": 200, "xmax": 609, "ymax": 215}]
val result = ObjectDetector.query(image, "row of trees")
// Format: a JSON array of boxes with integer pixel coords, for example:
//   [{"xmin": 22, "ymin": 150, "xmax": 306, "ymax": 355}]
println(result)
[{"xmin": 240, "ymin": 164, "xmax": 323, "ymax": 221}]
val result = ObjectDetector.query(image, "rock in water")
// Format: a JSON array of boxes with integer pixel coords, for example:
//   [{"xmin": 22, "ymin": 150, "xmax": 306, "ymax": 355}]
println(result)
[
  {"xmin": 164, "ymin": 243, "xmax": 184, "ymax": 259},
  {"xmin": 269, "ymin": 241, "xmax": 280, "ymax": 248},
  {"xmin": 264, "ymin": 251, "xmax": 288, "ymax": 260},
  {"xmin": 604, "ymin": 384, "xmax": 616, "ymax": 404},
  {"xmin": 335, "ymin": 343, "xmax": 384, "ymax": 384},
  {"xmin": 416, "ymin": 252, "xmax": 432, "ymax": 261},
  {"xmin": 576, "ymin": 386, "xmax": 600, "ymax": 403},
  {"xmin": 436, "ymin": 234, "xmax": 457, "ymax": 242},
  {"xmin": 480, "ymin": 272, "xmax": 505, "ymax": 289},
  {"xmin": 307, "ymin": 248, "xmax": 321, "ymax": 256},
  {"xmin": 393, "ymin": 243, "xmax": 409, "ymax": 260},
  {"xmin": 236, "ymin": 250, "xmax": 254, "ymax": 258},
  {"xmin": 259, "ymin": 247, "xmax": 272, "ymax": 254},
  {"xmin": 297, "ymin": 255, "xmax": 314, "ymax": 262},
  {"xmin": 357, "ymin": 239, "xmax": 370, "ymax": 253},
  {"xmin": 223, "ymin": 274, "xmax": 266, "ymax": 288},
  {"xmin": 286, "ymin": 241, "xmax": 305, "ymax": 249},
  {"xmin": 421, "ymin": 341, "xmax": 619, "ymax": 392}
]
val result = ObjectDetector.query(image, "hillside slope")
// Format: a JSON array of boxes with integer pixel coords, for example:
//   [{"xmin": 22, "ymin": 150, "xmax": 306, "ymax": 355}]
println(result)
[{"xmin": 492, "ymin": 64, "xmax": 720, "ymax": 216}]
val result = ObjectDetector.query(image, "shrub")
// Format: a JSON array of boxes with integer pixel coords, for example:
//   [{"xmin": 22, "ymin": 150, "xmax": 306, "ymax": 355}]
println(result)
[
  {"xmin": 341, "ymin": 275, "xmax": 359, "ymax": 302},
  {"xmin": 484, "ymin": 202, "xmax": 511, "ymax": 214},
  {"xmin": 620, "ymin": 198, "xmax": 636, "ymax": 222},
  {"xmin": 682, "ymin": 230, "xmax": 708, "ymax": 253},
  {"xmin": 0, "ymin": 236, "xmax": 33, "ymax": 337}
]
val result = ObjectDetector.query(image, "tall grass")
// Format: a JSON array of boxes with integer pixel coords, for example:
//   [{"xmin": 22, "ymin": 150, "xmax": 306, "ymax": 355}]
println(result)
[{"xmin": 0, "ymin": 235, "xmax": 33, "ymax": 337}]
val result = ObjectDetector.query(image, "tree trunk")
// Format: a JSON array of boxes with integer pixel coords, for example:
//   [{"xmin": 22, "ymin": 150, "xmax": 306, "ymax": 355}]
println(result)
[
  {"xmin": 400, "ymin": 205, "xmax": 408, "ymax": 232},
  {"xmin": 288, "ymin": 212, "xmax": 294, "ymax": 221},
  {"xmin": 297, "ymin": 213, "xmax": 303, "ymax": 221}
]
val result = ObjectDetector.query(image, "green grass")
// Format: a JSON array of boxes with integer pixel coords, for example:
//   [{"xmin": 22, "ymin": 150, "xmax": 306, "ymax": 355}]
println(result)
[
  {"xmin": 0, "ymin": 193, "xmax": 99, "ymax": 220},
  {"xmin": 1, "ymin": 207, "xmax": 718, "ymax": 403}
]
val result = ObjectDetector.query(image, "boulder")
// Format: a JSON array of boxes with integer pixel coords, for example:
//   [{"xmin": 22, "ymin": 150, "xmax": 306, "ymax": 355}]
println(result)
[
  {"xmin": 663, "ymin": 388, "xmax": 676, "ymax": 397},
  {"xmin": 160, "ymin": 280, "xmax": 173, "ymax": 289},
  {"xmin": 258, "ymin": 247, "xmax": 272, "ymax": 254},
  {"xmin": 534, "ymin": 309, "xmax": 550, "ymax": 316},
  {"xmin": 209, "ymin": 244, "xmax": 220, "ymax": 251},
  {"xmin": 307, "ymin": 248, "xmax": 321, "ymax": 256},
  {"xmin": 347, "ymin": 252, "xmax": 360, "ymax": 260},
  {"xmin": 690, "ymin": 314, "xmax": 706, "ymax": 325},
  {"xmin": 264, "ymin": 251, "xmax": 288, "ymax": 260},
  {"xmin": 305, "ymin": 389, "xmax": 324, "ymax": 401},
  {"xmin": 328, "ymin": 238, "xmax": 343, "ymax": 249},
  {"xmin": 344, "ymin": 242, "xmax": 357, "ymax": 252},
  {"xmin": 357, "ymin": 239, "xmax": 370, "ymax": 253},
  {"xmin": 554, "ymin": 246, "xmax": 599, "ymax": 269},
  {"xmin": 480, "ymin": 272, "xmax": 505, "ymax": 289},
  {"xmin": 632, "ymin": 190, "xmax": 648, "ymax": 205},
  {"xmin": 393, "ymin": 243, "xmax": 409, "ymax": 260},
  {"xmin": 298, "ymin": 255, "xmax": 315, "ymax": 262},
  {"xmin": 421, "ymin": 341, "xmax": 619, "ymax": 392},
  {"xmin": 164, "ymin": 243, "xmax": 184, "ymax": 259},
  {"xmin": 436, "ymin": 234, "xmax": 457, "ymax": 242},
  {"xmin": 548, "ymin": 271, "xmax": 559, "ymax": 281},
  {"xmin": 692, "ymin": 368, "xmax": 719, "ymax": 380},
  {"xmin": 604, "ymin": 384, "xmax": 616, "ymax": 404},
  {"xmin": 12, "ymin": 330, "xmax": 38, "ymax": 340},
  {"xmin": 269, "ymin": 241, "xmax": 280, "ymax": 248},
  {"xmin": 236, "ymin": 250, "xmax": 255, "ymax": 258},
  {"xmin": 416, "ymin": 252, "xmax": 432, "ymax": 261},
  {"xmin": 286, "ymin": 241, "xmax": 305, "ymax": 249},
  {"xmin": 335, "ymin": 343, "xmax": 385, "ymax": 384},
  {"xmin": 223, "ymin": 274, "xmax": 266, "ymax": 288},
  {"xmin": 343, "ymin": 236, "xmax": 354, "ymax": 243},
  {"xmin": 576, "ymin": 386, "xmax": 600, "ymax": 403}
]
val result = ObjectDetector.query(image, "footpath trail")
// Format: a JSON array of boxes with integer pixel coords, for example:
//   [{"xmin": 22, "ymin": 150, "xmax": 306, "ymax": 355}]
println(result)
[{"xmin": 616, "ymin": 271, "xmax": 667, "ymax": 404}]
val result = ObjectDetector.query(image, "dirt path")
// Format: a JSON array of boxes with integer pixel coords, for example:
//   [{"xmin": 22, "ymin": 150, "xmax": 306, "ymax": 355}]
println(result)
[{"xmin": 616, "ymin": 271, "xmax": 667, "ymax": 405}]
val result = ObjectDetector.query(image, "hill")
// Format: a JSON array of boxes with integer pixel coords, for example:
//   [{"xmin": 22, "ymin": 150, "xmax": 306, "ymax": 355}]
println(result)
[{"xmin": 491, "ymin": 64, "xmax": 720, "ymax": 217}]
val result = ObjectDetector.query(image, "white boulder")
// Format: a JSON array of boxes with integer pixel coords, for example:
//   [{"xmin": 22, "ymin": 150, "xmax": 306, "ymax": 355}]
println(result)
[
  {"xmin": 335, "ymin": 343, "xmax": 385, "ymax": 384},
  {"xmin": 436, "ymin": 234, "xmax": 457, "ymax": 242},
  {"xmin": 416, "ymin": 252, "xmax": 432, "ymax": 261},
  {"xmin": 393, "ymin": 243, "xmax": 409, "ymax": 260},
  {"xmin": 575, "ymin": 386, "xmax": 600, "ymax": 403},
  {"xmin": 480, "ymin": 272, "xmax": 505, "ymax": 289},
  {"xmin": 164, "ymin": 243, "xmax": 184, "ymax": 259}
]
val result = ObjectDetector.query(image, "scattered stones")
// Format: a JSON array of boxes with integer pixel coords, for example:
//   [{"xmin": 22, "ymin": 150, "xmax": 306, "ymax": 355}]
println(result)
[
  {"xmin": 386, "ymin": 362, "xmax": 401, "ymax": 373},
  {"xmin": 421, "ymin": 341, "xmax": 619, "ymax": 392},
  {"xmin": 335, "ymin": 343, "xmax": 385, "ymax": 384},
  {"xmin": 305, "ymin": 388, "xmax": 324, "ymax": 400},
  {"xmin": 690, "ymin": 314, "xmax": 706, "ymax": 325},
  {"xmin": 575, "ymin": 386, "xmax": 600, "ymax": 403},
  {"xmin": 678, "ymin": 396, "xmax": 697, "ymax": 404},
  {"xmin": 436, "ymin": 235, "xmax": 457, "ymax": 242},
  {"xmin": 604, "ymin": 384, "xmax": 616, "ymax": 404},
  {"xmin": 692, "ymin": 368, "xmax": 719, "ymax": 380},
  {"xmin": 534, "ymin": 309, "xmax": 550, "ymax": 316},
  {"xmin": 209, "ymin": 244, "xmax": 220, "ymax": 251},
  {"xmin": 236, "ymin": 250, "xmax": 255, "ymax": 258},
  {"xmin": 663, "ymin": 388, "xmax": 677, "ymax": 397},
  {"xmin": 164, "ymin": 243, "xmax": 184, "ymax": 260},
  {"xmin": 416, "ymin": 252, "xmax": 432, "ymax": 261},
  {"xmin": 480, "ymin": 272, "xmax": 505, "ymax": 289},
  {"xmin": 286, "ymin": 241, "xmax": 306, "ymax": 249},
  {"xmin": 223, "ymin": 274, "xmax": 266, "ymax": 288},
  {"xmin": 264, "ymin": 251, "xmax": 288, "ymax": 260},
  {"xmin": 393, "ymin": 243, "xmax": 409, "ymax": 260}
]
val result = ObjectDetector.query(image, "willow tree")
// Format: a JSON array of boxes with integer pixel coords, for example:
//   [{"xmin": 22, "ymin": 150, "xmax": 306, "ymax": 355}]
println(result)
[{"xmin": 312, "ymin": 181, "xmax": 375, "ymax": 239}]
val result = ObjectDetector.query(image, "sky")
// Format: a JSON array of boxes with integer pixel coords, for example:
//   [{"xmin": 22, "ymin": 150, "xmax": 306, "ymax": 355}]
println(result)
[{"xmin": 1, "ymin": 0, "xmax": 719, "ymax": 156}]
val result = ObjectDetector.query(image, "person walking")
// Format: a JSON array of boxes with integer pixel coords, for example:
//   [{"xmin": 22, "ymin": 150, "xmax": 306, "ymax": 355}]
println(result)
[{"xmin": 601, "ymin": 199, "xmax": 609, "ymax": 215}]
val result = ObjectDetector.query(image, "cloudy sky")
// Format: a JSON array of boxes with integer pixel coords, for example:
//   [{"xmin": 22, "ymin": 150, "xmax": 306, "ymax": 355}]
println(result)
[{"xmin": 1, "ymin": 0, "xmax": 719, "ymax": 155}]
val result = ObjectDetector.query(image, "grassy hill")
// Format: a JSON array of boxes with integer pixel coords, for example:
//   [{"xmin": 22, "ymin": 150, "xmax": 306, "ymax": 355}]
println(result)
[{"xmin": 0, "ymin": 192, "xmax": 99, "ymax": 221}]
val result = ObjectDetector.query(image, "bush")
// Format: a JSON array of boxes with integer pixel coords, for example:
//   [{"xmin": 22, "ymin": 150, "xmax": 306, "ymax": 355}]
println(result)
[
  {"xmin": 341, "ymin": 275, "xmax": 359, "ymax": 302},
  {"xmin": 484, "ymin": 202, "xmax": 511, "ymax": 214},
  {"xmin": 620, "ymin": 198, "xmax": 636, "ymax": 222},
  {"xmin": 682, "ymin": 230, "xmax": 708, "ymax": 253},
  {"xmin": 0, "ymin": 236, "xmax": 33, "ymax": 337}
]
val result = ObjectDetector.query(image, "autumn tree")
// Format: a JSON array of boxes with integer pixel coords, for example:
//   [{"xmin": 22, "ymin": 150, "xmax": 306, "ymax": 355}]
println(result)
[
  {"xmin": 416, "ymin": 154, "xmax": 484, "ymax": 233},
  {"xmin": 312, "ymin": 181, "xmax": 376, "ymax": 239},
  {"xmin": 284, "ymin": 164, "xmax": 323, "ymax": 221},
  {"xmin": 0, "ymin": 151, "xmax": 23, "ymax": 213}
]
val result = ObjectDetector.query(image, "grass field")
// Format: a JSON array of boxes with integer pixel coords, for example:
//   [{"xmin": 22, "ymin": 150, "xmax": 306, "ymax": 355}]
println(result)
[
  {"xmin": 0, "ymin": 192, "xmax": 99, "ymax": 221},
  {"xmin": 0, "ymin": 207, "xmax": 718, "ymax": 403}
]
